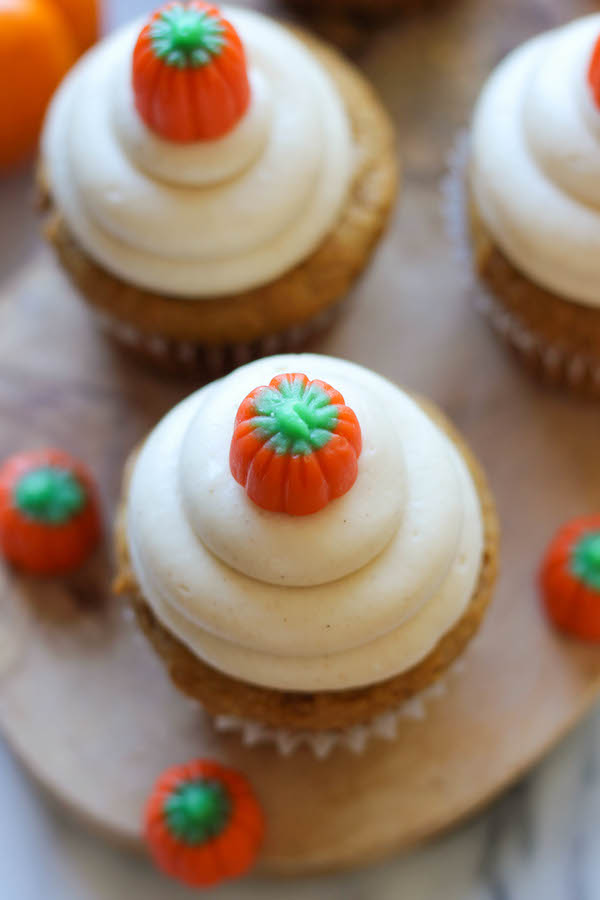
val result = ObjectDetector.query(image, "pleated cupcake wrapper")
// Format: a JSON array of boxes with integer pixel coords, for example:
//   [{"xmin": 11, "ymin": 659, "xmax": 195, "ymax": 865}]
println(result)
[
  {"xmin": 91, "ymin": 304, "xmax": 341, "ymax": 378},
  {"xmin": 442, "ymin": 130, "xmax": 600, "ymax": 395},
  {"xmin": 212, "ymin": 660, "xmax": 465, "ymax": 759}
]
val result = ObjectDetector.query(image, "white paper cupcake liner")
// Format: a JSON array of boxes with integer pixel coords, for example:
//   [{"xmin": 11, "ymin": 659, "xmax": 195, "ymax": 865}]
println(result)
[
  {"xmin": 91, "ymin": 303, "xmax": 342, "ymax": 378},
  {"xmin": 442, "ymin": 130, "xmax": 600, "ymax": 394},
  {"xmin": 212, "ymin": 660, "xmax": 465, "ymax": 759}
]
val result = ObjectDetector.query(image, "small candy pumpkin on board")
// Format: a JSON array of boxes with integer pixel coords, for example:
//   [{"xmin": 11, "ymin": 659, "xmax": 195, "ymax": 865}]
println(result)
[
  {"xmin": 540, "ymin": 515, "xmax": 600, "ymax": 641},
  {"xmin": 0, "ymin": 0, "xmax": 98, "ymax": 170},
  {"xmin": 0, "ymin": 448, "xmax": 101, "ymax": 575},
  {"xmin": 145, "ymin": 759, "xmax": 264, "ymax": 888},
  {"xmin": 132, "ymin": 0, "xmax": 250, "ymax": 142},
  {"xmin": 230, "ymin": 372, "xmax": 362, "ymax": 516}
]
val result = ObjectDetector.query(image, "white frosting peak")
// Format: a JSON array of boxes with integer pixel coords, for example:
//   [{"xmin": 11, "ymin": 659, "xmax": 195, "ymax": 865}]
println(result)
[
  {"xmin": 125, "ymin": 355, "xmax": 485, "ymax": 692},
  {"xmin": 42, "ymin": 8, "xmax": 353, "ymax": 297},
  {"xmin": 471, "ymin": 15, "xmax": 600, "ymax": 307}
]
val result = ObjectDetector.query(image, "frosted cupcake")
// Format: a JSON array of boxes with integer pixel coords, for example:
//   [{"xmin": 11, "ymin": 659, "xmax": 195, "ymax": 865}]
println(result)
[
  {"xmin": 39, "ymin": 2, "xmax": 397, "ymax": 373},
  {"xmin": 114, "ymin": 354, "xmax": 498, "ymax": 744},
  {"xmin": 468, "ymin": 15, "xmax": 600, "ymax": 392}
]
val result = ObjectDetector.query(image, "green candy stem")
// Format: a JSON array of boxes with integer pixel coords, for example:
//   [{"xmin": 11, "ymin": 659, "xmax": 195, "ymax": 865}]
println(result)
[
  {"xmin": 150, "ymin": 3, "xmax": 225, "ymax": 68},
  {"xmin": 572, "ymin": 531, "xmax": 600, "ymax": 591},
  {"xmin": 251, "ymin": 376, "xmax": 339, "ymax": 457},
  {"xmin": 164, "ymin": 779, "xmax": 231, "ymax": 844},
  {"xmin": 164, "ymin": 779, "xmax": 230, "ymax": 845},
  {"xmin": 275, "ymin": 402, "xmax": 318, "ymax": 442},
  {"xmin": 14, "ymin": 467, "xmax": 85, "ymax": 525}
]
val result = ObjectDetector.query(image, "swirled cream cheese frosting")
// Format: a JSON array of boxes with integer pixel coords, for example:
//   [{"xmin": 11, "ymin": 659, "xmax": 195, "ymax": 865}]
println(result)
[
  {"xmin": 470, "ymin": 14, "xmax": 600, "ymax": 307},
  {"xmin": 41, "ymin": 5, "xmax": 353, "ymax": 297},
  {"xmin": 125, "ymin": 354, "xmax": 485, "ymax": 692}
]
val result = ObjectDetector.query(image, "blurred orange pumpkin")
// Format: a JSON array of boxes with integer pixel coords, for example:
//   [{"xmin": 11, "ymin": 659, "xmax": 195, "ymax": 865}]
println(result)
[
  {"xmin": 0, "ymin": 0, "xmax": 99, "ymax": 171},
  {"xmin": 0, "ymin": 448, "xmax": 101, "ymax": 574},
  {"xmin": 540, "ymin": 515, "xmax": 600, "ymax": 641},
  {"xmin": 145, "ymin": 758, "xmax": 264, "ymax": 887},
  {"xmin": 52, "ymin": 0, "xmax": 99, "ymax": 53}
]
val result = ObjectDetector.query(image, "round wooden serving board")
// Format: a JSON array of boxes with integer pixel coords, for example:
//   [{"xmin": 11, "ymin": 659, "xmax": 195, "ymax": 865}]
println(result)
[{"xmin": 2, "ymin": 0, "xmax": 600, "ymax": 876}]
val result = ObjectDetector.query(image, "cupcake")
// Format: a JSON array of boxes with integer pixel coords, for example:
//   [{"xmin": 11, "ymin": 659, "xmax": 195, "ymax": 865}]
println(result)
[
  {"xmin": 39, "ymin": 2, "xmax": 397, "ymax": 373},
  {"xmin": 114, "ymin": 354, "xmax": 498, "ymax": 745},
  {"xmin": 468, "ymin": 15, "xmax": 600, "ymax": 392}
]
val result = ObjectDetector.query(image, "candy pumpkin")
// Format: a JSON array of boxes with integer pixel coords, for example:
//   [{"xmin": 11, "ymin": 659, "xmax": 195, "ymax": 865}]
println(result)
[
  {"xmin": 144, "ymin": 759, "xmax": 264, "ymax": 888},
  {"xmin": 0, "ymin": 449, "xmax": 101, "ymax": 575},
  {"xmin": 230, "ymin": 373, "xmax": 362, "ymax": 516},
  {"xmin": 540, "ymin": 515, "xmax": 600, "ymax": 641},
  {"xmin": 0, "ymin": 0, "xmax": 98, "ymax": 170},
  {"xmin": 589, "ymin": 34, "xmax": 600, "ymax": 109},
  {"xmin": 132, "ymin": 1, "xmax": 250, "ymax": 142}
]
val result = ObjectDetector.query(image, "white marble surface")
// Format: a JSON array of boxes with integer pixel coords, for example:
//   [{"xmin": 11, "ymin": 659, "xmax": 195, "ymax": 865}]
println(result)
[{"xmin": 3, "ymin": 0, "xmax": 600, "ymax": 897}]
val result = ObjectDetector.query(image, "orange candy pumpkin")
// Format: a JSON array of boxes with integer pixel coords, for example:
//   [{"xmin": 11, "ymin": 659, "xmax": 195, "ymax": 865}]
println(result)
[
  {"xmin": 0, "ymin": 448, "xmax": 101, "ymax": 575},
  {"xmin": 540, "ymin": 515, "xmax": 600, "ymax": 641},
  {"xmin": 230, "ymin": 373, "xmax": 362, "ymax": 516},
  {"xmin": 0, "ymin": 0, "xmax": 98, "ymax": 171},
  {"xmin": 144, "ymin": 759, "xmax": 264, "ymax": 888},
  {"xmin": 132, "ymin": 1, "xmax": 250, "ymax": 142},
  {"xmin": 588, "ymin": 34, "xmax": 600, "ymax": 109}
]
